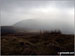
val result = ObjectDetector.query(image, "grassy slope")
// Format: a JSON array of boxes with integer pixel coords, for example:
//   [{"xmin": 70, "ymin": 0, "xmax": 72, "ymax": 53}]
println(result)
[{"xmin": 1, "ymin": 32, "xmax": 74, "ymax": 55}]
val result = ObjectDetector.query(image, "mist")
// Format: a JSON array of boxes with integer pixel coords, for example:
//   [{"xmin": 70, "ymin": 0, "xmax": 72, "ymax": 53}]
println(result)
[{"xmin": 1, "ymin": 0, "xmax": 74, "ymax": 34}]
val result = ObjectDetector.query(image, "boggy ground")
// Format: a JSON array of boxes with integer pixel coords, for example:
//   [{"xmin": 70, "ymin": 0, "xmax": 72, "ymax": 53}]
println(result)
[{"xmin": 1, "ymin": 31, "xmax": 74, "ymax": 55}]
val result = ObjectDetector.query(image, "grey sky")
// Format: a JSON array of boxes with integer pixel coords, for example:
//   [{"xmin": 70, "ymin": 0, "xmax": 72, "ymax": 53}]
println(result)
[
  {"xmin": 1, "ymin": 0, "xmax": 74, "ymax": 34},
  {"xmin": 1, "ymin": 0, "xmax": 74, "ymax": 25}
]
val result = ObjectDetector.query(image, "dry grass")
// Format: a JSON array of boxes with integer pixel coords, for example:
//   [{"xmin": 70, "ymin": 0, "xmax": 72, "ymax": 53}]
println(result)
[{"xmin": 1, "ymin": 31, "xmax": 74, "ymax": 55}]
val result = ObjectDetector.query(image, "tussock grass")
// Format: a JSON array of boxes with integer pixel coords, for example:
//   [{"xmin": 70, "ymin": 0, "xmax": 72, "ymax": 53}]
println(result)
[{"xmin": 1, "ymin": 31, "xmax": 74, "ymax": 55}]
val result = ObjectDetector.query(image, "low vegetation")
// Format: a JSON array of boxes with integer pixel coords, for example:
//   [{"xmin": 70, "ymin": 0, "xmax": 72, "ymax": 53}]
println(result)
[{"xmin": 1, "ymin": 31, "xmax": 74, "ymax": 55}]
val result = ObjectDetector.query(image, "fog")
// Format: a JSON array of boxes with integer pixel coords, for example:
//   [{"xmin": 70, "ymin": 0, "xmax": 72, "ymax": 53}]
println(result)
[{"xmin": 1, "ymin": 0, "xmax": 74, "ymax": 34}]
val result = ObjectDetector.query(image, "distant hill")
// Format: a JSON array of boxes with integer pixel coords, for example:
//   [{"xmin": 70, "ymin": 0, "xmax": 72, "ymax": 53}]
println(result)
[
  {"xmin": 14, "ymin": 19, "xmax": 74, "ymax": 34},
  {"xmin": 1, "ymin": 26, "xmax": 16, "ymax": 35},
  {"xmin": 14, "ymin": 19, "xmax": 42, "ymax": 32},
  {"xmin": 1, "ymin": 18, "xmax": 74, "ymax": 35}
]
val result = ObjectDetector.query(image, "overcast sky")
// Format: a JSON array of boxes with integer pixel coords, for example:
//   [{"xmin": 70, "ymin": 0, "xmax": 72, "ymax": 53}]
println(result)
[
  {"xmin": 0, "ymin": 0, "xmax": 74, "ymax": 34},
  {"xmin": 1, "ymin": 0, "xmax": 74, "ymax": 25}
]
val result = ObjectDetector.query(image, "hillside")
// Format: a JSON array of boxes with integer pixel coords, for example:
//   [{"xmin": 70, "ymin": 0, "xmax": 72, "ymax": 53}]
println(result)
[
  {"xmin": 1, "ymin": 26, "xmax": 16, "ymax": 35},
  {"xmin": 1, "ymin": 31, "xmax": 74, "ymax": 55}
]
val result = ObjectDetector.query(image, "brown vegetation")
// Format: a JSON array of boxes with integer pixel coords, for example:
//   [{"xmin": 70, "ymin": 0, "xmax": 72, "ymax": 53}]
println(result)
[{"xmin": 1, "ymin": 31, "xmax": 74, "ymax": 55}]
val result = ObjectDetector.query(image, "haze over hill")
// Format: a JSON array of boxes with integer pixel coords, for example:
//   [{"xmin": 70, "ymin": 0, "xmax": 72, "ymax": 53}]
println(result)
[
  {"xmin": 14, "ymin": 19, "xmax": 74, "ymax": 34},
  {"xmin": 1, "ymin": 0, "xmax": 74, "ymax": 34}
]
